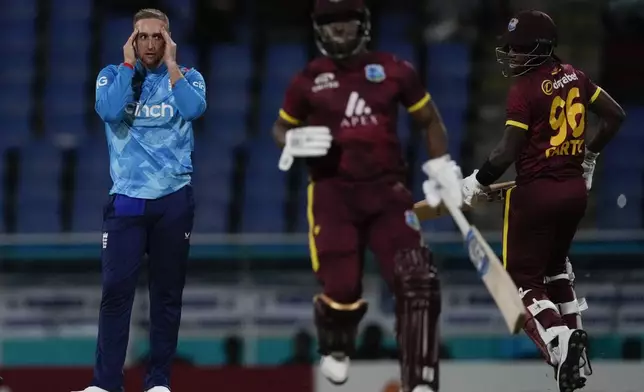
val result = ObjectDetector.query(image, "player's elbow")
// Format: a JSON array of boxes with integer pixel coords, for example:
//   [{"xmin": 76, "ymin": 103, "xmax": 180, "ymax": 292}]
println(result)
[
  {"xmin": 181, "ymin": 100, "xmax": 207, "ymax": 121},
  {"xmin": 272, "ymin": 122, "xmax": 289, "ymax": 147},
  {"xmin": 614, "ymin": 106, "xmax": 626, "ymax": 124},
  {"xmin": 95, "ymin": 102, "xmax": 124, "ymax": 123}
]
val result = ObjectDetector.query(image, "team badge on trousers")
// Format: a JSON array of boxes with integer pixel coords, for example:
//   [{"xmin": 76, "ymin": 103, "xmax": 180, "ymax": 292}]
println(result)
[{"xmin": 365, "ymin": 64, "xmax": 386, "ymax": 83}]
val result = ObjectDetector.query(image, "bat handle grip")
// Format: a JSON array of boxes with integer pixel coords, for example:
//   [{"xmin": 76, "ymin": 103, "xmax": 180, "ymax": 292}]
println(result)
[{"xmin": 439, "ymin": 189, "xmax": 471, "ymax": 238}]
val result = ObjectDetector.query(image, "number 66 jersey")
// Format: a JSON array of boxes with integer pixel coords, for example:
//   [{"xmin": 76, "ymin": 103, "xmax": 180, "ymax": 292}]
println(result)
[{"xmin": 505, "ymin": 62, "xmax": 601, "ymax": 185}]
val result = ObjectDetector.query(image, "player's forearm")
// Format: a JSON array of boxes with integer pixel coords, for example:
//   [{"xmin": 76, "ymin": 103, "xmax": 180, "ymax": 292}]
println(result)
[
  {"xmin": 167, "ymin": 61, "xmax": 184, "ymax": 87},
  {"xmin": 272, "ymin": 119, "xmax": 294, "ymax": 148},
  {"xmin": 168, "ymin": 63, "xmax": 206, "ymax": 121},
  {"xmin": 476, "ymin": 150, "xmax": 513, "ymax": 187},
  {"xmin": 172, "ymin": 78, "xmax": 207, "ymax": 120},
  {"xmin": 476, "ymin": 126, "xmax": 524, "ymax": 186},
  {"xmin": 95, "ymin": 65, "xmax": 135, "ymax": 122},
  {"xmin": 416, "ymin": 103, "xmax": 448, "ymax": 158}
]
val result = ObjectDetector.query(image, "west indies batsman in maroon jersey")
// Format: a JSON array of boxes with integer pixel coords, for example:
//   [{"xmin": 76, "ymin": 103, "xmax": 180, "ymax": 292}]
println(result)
[
  {"xmin": 462, "ymin": 10, "xmax": 625, "ymax": 392},
  {"xmin": 271, "ymin": 1, "xmax": 464, "ymax": 392}
]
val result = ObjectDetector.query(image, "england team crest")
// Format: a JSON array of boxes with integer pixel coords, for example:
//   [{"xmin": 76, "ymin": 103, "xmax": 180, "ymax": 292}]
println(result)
[{"xmin": 365, "ymin": 64, "xmax": 386, "ymax": 83}]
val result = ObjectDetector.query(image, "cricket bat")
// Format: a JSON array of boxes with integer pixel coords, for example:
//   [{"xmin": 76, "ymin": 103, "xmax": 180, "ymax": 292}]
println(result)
[
  {"xmin": 438, "ymin": 187, "xmax": 526, "ymax": 334},
  {"xmin": 413, "ymin": 181, "xmax": 515, "ymax": 221}
]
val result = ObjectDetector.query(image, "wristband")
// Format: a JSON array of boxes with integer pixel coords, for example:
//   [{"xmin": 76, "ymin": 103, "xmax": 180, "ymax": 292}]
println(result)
[
  {"xmin": 476, "ymin": 159, "xmax": 506, "ymax": 186},
  {"xmin": 122, "ymin": 62, "xmax": 134, "ymax": 70}
]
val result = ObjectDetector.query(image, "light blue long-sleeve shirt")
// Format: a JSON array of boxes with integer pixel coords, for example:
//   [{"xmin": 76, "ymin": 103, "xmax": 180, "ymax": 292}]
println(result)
[{"xmin": 95, "ymin": 61, "xmax": 207, "ymax": 199}]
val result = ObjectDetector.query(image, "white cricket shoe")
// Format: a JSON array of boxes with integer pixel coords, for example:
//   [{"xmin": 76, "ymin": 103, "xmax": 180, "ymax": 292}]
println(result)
[
  {"xmin": 554, "ymin": 328, "xmax": 589, "ymax": 392},
  {"xmin": 320, "ymin": 354, "xmax": 350, "ymax": 385},
  {"xmin": 412, "ymin": 385, "xmax": 436, "ymax": 392},
  {"xmin": 146, "ymin": 387, "xmax": 171, "ymax": 392},
  {"xmin": 71, "ymin": 387, "xmax": 108, "ymax": 392}
]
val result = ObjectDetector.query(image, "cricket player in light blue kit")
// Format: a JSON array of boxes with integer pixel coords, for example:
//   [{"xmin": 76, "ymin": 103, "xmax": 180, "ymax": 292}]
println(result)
[{"xmin": 74, "ymin": 8, "xmax": 206, "ymax": 392}]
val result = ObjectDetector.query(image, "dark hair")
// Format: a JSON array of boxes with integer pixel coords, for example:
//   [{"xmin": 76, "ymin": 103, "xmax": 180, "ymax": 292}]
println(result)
[{"xmin": 133, "ymin": 8, "xmax": 170, "ymax": 30}]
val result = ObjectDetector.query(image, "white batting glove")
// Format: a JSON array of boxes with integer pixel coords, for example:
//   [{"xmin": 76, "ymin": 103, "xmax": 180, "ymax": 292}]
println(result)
[
  {"xmin": 581, "ymin": 148, "xmax": 599, "ymax": 191},
  {"xmin": 278, "ymin": 126, "xmax": 332, "ymax": 171},
  {"xmin": 422, "ymin": 155, "xmax": 463, "ymax": 208},
  {"xmin": 462, "ymin": 170, "xmax": 485, "ymax": 207}
]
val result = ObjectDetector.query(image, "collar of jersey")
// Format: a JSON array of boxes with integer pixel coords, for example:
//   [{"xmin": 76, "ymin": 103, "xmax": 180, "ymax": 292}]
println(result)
[{"xmin": 136, "ymin": 60, "xmax": 167, "ymax": 75}]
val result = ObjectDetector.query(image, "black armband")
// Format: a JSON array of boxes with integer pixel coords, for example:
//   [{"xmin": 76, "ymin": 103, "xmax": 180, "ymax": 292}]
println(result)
[{"xmin": 476, "ymin": 159, "xmax": 506, "ymax": 186}]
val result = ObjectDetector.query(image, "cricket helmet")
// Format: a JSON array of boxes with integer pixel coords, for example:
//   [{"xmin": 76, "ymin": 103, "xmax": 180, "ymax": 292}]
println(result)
[
  {"xmin": 495, "ymin": 10, "xmax": 558, "ymax": 77},
  {"xmin": 312, "ymin": 0, "xmax": 371, "ymax": 59}
]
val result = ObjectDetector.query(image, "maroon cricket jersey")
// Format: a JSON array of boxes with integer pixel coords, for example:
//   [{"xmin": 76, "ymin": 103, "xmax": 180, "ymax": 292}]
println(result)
[
  {"xmin": 505, "ymin": 62, "xmax": 602, "ymax": 185},
  {"xmin": 279, "ymin": 52, "xmax": 430, "ymax": 181}
]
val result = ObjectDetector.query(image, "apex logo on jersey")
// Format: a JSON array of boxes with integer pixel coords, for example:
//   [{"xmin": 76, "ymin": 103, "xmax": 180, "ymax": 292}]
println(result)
[
  {"xmin": 125, "ymin": 102, "xmax": 175, "ymax": 118},
  {"xmin": 342, "ymin": 91, "xmax": 378, "ymax": 128},
  {"xmin": 365, "ymin": 64, "xmax": 386, "ymax": 83},
  {"xmin": 312, "ymin": 72, "xmax": 339, "ymax": 92}
]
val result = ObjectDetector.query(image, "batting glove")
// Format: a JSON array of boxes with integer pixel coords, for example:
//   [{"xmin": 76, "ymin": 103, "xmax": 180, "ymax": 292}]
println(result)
[
  {"xmin": 278, "ymin": 126, "xmax": 332, "ymax": 171},
  {"xmin": 461, "ymin": 170, "xmax": 485, "ymax": 207},
  {"xmin": 581, "ymin": 148, "xmax": 599, "ymax": 191},
  {"xmin": 422, "ymin": 155, "xmax": 463, "ymax": 208}
]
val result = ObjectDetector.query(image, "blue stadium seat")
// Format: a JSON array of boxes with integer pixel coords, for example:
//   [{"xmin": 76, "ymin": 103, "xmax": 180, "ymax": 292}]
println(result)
[
  {"xmin": 210, "ymin": 44, "xmax": 252, "ymax": 81},
  {"xmin": 101, "ymin": 18, "xmax": 133, "ymax": 65},
  {"xmin": 265, "ymin": 44, "xmax": 307, "ymax": 81},
  {"xmin": 43, "ymin": 114, "xmax": 86, "ymax": 138},
  {"xmin": 1, "ymin": 54, "xmax": 35, "ymax": 86},
  {"xmin": 0, "ymin": 87, "xmax": 33, "ymax": 113},
  {"xmin": 378, "ymin": 13, "xmax": 412, "ymax": 43},
  {"xmin": 48, "ymin": 21, "xmax": 91, "ymax": 63},
  {"xmin": 193, "ymin": 200, "xmax": 229, "ymax": 233},
  {"xmin": 192, "ymin": 170, "xmax": 231, "ymax": 234},
  {"xmin": 72, "ymin": 140, "xmax": 111, "ymax": 231},
  {"xmin": 200, "ymin": 113, "xmax": 247, "ymax": 148},
  {"xmin": 47, "ymin": 60, "xmax": 90, "ymax": 85},
  {"xmin": 49, "ymin": 0, "xmax": 92, "ymax": 20},
  {"xmin": 1, "ymin": 1, "xmax": 37, "ymax": 22},
  {"xmin": 3, "ymin": 21, "xmax": 36, "ymax": 54},
  {"xmin": 597, "ymin": 168, "xmax": 643, "ymax": 229},
  {"xmin": 427, "ymin": 44, "xmax": 471, "ymax": 78},
  {"xmin": 617, "ymin": 106, "xmax": 644, "ymax": 143},
  {"xmin": 192, "ymin": 145, "xmax": 235, "ymax": 235},
  {"xmin": 179, "ymin": 46, "xmax": 197, "ymax": 69},
  {"xmin": 43, "ymin": 83, "xmax": 86, "ymax": 124},
  {"xmin": 49, "ymin": 19, "xmax": 92, "ymax": 43},
  {"xmin": 377, "ymin": 41, "xmax": 416, "ymax": 64},
  {"xmin": 0, "ymin": 115, "xmax": 30, "ymax": 149},
  {"xmin": 241, "ymin": 142, "xmax": 288, "ymax": 232},
  {"xmin": 603, "ymin": 142, "xmax": 644, "ymax": 169},
  {"xmin": 16, "ymin": 142, "xmax": 63, "ymax": 233},
  {"xmin": 0, "ymin": 86, "xmax": 33, "ymax": 147},
  {"xmin": 428, "ymin": 78, "xmax": 470, "ymax": 110},
  {"xmin": 207, "ymin": 81, "xmax": 251, "ymax": 115},
  {"xmin": 294, "ymin": 170, "xmax": 310, "ymax": 233}
]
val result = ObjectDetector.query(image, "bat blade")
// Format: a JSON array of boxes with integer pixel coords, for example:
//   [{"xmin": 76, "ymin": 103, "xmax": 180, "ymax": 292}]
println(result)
[{"xmin": 466, "ymin": 226, "xmax": 526, "ymax": 334}]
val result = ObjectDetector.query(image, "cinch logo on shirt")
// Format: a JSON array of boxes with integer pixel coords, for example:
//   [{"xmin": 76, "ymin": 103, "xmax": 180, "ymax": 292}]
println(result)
[
  {"xmin": 341, "ymin": 91, "xmax": 378, "ymax": 128},
  {"xmin": 125, "ymin": 102, "xmax": 174, "ymax": 118}
]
